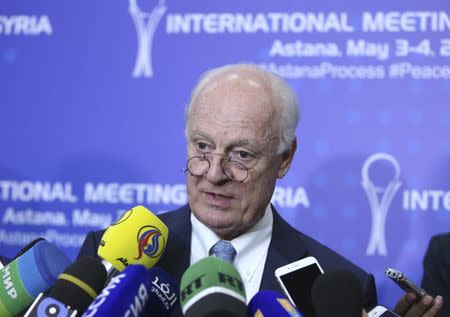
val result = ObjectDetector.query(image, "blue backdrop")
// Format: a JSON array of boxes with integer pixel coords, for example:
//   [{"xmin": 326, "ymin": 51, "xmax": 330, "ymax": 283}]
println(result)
[{"xmin": 1, "ymin": 0, "xmax": 449, "ymax": 309}]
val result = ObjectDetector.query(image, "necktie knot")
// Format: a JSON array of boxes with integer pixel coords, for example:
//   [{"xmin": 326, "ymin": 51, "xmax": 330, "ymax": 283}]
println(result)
[{"xmin": 210, "ymin": 240, "xmax": 236, "ymax": 264}]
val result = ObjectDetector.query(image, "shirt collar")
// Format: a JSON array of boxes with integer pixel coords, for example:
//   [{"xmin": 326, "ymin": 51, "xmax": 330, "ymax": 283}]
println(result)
[{"xmin": 190, "ymin": 205, "xmax": 273, "ymax": 283}]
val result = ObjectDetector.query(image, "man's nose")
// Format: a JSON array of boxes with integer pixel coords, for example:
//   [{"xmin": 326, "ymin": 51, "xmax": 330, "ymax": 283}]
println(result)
[{"xmin": 205, "ymin": 156, "xmax": 228, "ymax": 183}]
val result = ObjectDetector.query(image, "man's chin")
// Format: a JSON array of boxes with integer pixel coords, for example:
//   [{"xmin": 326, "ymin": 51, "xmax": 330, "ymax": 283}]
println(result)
[
  {"xmin": 203, "ymin": 215, "xmax": 234, "ymax": 230},
  {"xmin": 208, "ymin": 226, "xmax": 240, "ymax": 241},
  {"xmin": 196, "ymin": 212, "xmax": 237, "ymax": 235}
]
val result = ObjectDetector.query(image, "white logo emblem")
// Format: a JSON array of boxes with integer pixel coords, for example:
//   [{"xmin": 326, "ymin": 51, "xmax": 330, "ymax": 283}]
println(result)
[
  {"xmin": 361, "ymin": 153, "xmax": 402, "ymax": 256},
  {"xmin": 129, "ymin": 0, "xmax": 167, "ymax": 78}
]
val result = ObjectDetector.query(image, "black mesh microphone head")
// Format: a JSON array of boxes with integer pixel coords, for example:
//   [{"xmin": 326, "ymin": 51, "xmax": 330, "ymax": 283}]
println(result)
[
  {"xmin": 13, "ymin": 237, "xmax": 46, "ymax": 259},
  {"xmin": 311, "ymin": 269, "xmax": 363, "ymax": 317},
  {"xmin": 49, "ymin": 256, "xmax": 107, "ymax": 314}
]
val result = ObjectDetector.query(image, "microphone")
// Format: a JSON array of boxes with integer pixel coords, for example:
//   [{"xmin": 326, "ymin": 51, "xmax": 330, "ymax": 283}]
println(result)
[
  {"xmin": 0, "ymin": 240, "xmax": 72, "ymax": 317},
  {"xmin": 82, "ymin": 264, "xmax": 178, "ymax": 317},
  {"xmin": 180, "ymin": 256, "xmax": 247, "ymax": 317},
  {"xmin": 13, "ymin": 237, "xmax": 47, "ymax": 259},
  {"xmin": 247, "ymin": 290, "xmax": 304, "ymax": 317},
  {"xmin": 82, "ymin": 264, "xmax": 150, "ymax": 316},
  {"xmin": 146, "ymin": 267, "xmax": 179, "ymax": 316},
  {"xmin": 24, "ymin": 292, "xmax": 78, "ymax": 317},
  {"xmin": 24, "ymin": 256, "xmax": 107, "ymax": 316},
  {"xmin": 96, "ymin": 205, "xmax": 168, "ymax": 277},
  {"xmin": 311, "ymin": 269, "xmax": 363, "ymax": 317},
  {"xmin": 0, "ymin": 238, "xmax": 45, "ymax": 269}
]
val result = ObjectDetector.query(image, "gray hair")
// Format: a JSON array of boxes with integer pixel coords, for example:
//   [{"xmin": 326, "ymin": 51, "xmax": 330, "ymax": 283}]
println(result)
[{"xmin": 184, "ymin": 64, "xmax": 300, "ymax": 154}]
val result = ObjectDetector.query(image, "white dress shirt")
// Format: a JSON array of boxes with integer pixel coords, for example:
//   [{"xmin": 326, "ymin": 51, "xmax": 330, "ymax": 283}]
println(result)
[{"xmin": 190, "ymin": 205, "xmax": 273, "ymax": 303}]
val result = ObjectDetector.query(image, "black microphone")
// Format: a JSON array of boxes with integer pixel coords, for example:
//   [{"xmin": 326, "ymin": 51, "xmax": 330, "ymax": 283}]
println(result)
[
  {"xmin": 311, "ymin": 269, "xmax": 363, "ymax": 317},
  {"xmin": 24, "ymin": 256, "xmax": 107, "ymax": 316}
]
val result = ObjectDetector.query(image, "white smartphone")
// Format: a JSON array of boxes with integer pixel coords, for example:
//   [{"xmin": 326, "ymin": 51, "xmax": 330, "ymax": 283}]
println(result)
[
  {"xmin": 275, "ymin": 256, "xmax": 324, "ymax": 317},
  {"xmin": 368, "ymin": 305, "xmax": 400, "ymax": 317}
]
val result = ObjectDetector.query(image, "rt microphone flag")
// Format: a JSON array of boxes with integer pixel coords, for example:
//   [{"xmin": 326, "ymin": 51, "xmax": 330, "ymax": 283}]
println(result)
[
  {"xmin": 180, "ymin": 256, "xmax": 247, "ymax": 317},
  {"xmin": 97, "ymin": 205, "xmax": 169, "ymax": 272}
]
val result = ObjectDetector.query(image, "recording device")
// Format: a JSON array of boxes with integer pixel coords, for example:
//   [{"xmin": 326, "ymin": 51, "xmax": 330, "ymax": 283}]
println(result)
[
  {"xmin": 96, "ymin": 205, "xmax": 169, "ymax": 278},
  {"xmin": 0, "ymin": 240, "xmax": 72, "ymax": 317},
  {"xmin": 311, "ymin": 269, "xmax": 363, "ymax": 317},
  {"xmin": 275, "ymin": 256, "xmax": 324, "ymax": 316},
  {"xmin": 180, "ymin": 256, "xmax": 247, "ymax": 317},
  {"xmin": 247, "ymin": 290, "xmax": 304, "ymax": 317},
  {"xmin": 385, "ymin": 268, "xmax": 428, "ymax": 298},
  {"xmin": 82, "ymin": 264, "xmax": 178, "ymax": 317},
  {"xmin": 367, "ymin": 305, "xmax": 400, "ymax": 317},
  {"xmin": 24, "ymin": 292, "xmax": 78, "ymax": 317},
  {"xmin": 145, "ymin": 267, "xmax": 179, "ymax": 316},
  {"xmin": 13, "ymin": 237, "xmax": 46, "ymax": 259},
  {"xmin": 24, "ymin": 256, "xmax": 107, "ymax": 316},
  {"xmin": 82, "ymin": 264, "xmax": 152, "ymax": 317},
  {"xmin": 0, "ymin": 238, "xmax": 45, "ymax": 269}
]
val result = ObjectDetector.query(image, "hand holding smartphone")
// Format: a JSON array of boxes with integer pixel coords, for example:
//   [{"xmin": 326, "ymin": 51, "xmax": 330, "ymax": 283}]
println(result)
[{"xmin": 275, "ymin": 256, "xmax": 324, "ymax": 317}]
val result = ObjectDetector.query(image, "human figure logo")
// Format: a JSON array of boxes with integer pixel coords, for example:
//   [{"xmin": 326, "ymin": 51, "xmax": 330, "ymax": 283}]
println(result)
[
  {"xmin": 361, "ymin": 153, "xmax": 402, "ymax": 256},
  {"xmin": 129, "ymin": 0, "xmax": 167, "ymax": 78}
]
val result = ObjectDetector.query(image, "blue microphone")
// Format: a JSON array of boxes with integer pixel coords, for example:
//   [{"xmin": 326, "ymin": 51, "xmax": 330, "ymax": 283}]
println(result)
[
  {"xmin": 146, "ymin": 267, "xmax": 179, "ymax": 316},
  {"xmin": 0, "ymin": 238, "xmax": 45, "ymax": 270},
  {"xmin": 81, "ymin": 264, "xmax": 149, "ymax": 317},
  {"xmin": 0, "ymin": 240, "xmax": 72, "ymax": 317},
  {"xmin": 247, "ymin": 290, "xmax": 304, "ymax": 317},
  {"xmin": 13, "ymin": 238, "xmax": 47, "ymax": 259},
  {"xmin": 82, "ymin": 265, "xmax": 178, "ymax": 317}
]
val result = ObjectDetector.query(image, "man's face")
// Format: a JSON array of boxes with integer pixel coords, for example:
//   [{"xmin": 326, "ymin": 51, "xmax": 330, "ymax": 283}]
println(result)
[{"xmin": 185, "ymin": 75, "xmax": 295, "ymax": 239}]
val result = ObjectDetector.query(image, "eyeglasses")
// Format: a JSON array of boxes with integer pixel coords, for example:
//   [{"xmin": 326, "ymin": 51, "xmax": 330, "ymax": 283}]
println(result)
[{"xmin": 185, "ymin": 153, "xmax": 249, "ymax": 182}]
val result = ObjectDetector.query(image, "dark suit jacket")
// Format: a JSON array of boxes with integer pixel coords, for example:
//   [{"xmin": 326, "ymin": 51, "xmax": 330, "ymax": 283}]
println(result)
[
  {"xmin": 78, "ymin": 204, "xmax": 378, "ymax": 316},
  {"xmin": 421, "ymin": 232, "xmax": 450, "ymax": 317}
]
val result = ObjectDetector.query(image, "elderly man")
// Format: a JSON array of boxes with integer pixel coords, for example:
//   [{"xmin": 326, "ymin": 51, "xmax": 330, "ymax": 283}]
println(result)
[{"xmin": 78, "ymin": 64, "xmax": 443, "ymax": 316}]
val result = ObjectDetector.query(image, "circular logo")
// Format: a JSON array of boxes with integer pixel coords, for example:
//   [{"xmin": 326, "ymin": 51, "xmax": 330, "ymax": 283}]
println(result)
[
  {"xmin": 37, "ymin": 298, "xmax": 69, "ymax": 316},
  {"xmin": 134, "ymin": 225, "xmax": 166, "ymax": 260}
]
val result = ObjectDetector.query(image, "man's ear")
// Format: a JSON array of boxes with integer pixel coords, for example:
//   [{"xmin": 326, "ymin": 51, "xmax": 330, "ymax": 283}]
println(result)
[{"xmin": 277, "ymin": 137, "xmax": 297, "ymax": 178}]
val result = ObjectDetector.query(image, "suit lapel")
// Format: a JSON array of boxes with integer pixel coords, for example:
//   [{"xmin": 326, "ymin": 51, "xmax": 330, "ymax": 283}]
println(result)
[
  {"xmin": 158, "ymin": 206, "xmax": 192, "ymax": 283},
  {"xmin": 260, "ymin": 205, "xmax": 309, "ymax": 291}
]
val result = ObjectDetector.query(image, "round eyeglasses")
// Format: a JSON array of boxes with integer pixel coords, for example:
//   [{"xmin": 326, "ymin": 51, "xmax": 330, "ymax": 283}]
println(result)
[{"xmin": 185, "ymin": 154, "xmax": 249, "ymax": 182}]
